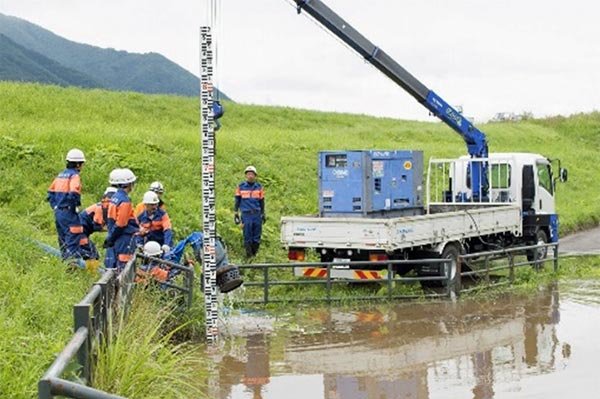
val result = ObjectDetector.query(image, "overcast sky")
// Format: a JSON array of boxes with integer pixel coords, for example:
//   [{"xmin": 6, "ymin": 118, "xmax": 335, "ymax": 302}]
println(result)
[{"xmin": 1, "ymin": 0, "xmax": 598, "ymax": 121}]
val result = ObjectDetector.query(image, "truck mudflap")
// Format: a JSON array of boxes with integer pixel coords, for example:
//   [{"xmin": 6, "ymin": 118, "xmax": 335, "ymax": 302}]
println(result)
[{"xmin": 294, "ymin": 266, "xmax": 388, "ymax": 280}]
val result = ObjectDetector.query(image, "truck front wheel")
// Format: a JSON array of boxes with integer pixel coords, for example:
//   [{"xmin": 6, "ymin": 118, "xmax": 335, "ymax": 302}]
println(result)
[{"xmin": 526, "ymin": 229, "xmax": 548, "ymax": 266}]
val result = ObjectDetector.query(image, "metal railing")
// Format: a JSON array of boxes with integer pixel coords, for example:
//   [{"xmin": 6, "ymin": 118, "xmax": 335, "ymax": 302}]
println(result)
[
  {"xmin": 237, "ymin": 243, "xmax": 560, "ymax": 304},
  {"xmin": 456, "ymin": 242, "xmax": 559, "ymax": 294},
  {"xmin": 38, "ymin": 254, "xmax": 194, "ymax": 399},
  {"xmin": 237, "ymin": 258, "xmax": 454, "ymax": 304}
]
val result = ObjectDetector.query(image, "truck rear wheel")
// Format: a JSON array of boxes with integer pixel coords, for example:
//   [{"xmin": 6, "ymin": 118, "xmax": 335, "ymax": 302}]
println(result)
[
  {"xmin": 440, "ymin": 244, "xmax": 459, "ymax": 283},
  {"xmin": 417, "ymin": 243, "xmax": 459, "ymax": 287}
]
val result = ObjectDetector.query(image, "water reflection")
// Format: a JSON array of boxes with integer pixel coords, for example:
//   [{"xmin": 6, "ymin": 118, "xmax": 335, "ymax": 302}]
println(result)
[{"xmin": 215, "ymin": 284, "xmax": 592, "ymax": 399}]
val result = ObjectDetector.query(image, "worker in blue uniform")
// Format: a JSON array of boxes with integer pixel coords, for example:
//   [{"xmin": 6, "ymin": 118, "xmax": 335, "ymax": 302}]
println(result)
[
  {"xmin": 78, "ymin": 186, "xmax": 117, "ymax": 260},
  {"xmin": 136, "ymin": 191, "xmax": 173, "ymax": 252},
  {"xmin": 234, "ymin": 165, "xmax": 265, "ymax": 257},
  {"xmin": 47, "ymin": 148, "xmax": 86, "ymax": 261},
  {"xmin": 104, "ymin": 168, "xmax": 139, "ymax": 271}
]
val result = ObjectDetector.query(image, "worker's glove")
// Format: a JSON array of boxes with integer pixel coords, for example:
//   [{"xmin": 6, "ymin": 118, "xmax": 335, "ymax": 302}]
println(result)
[
  {"xmin": 161, "ymin": 244, "xmax": 171, "ymax": 254},
  {"xmin": 261, "ymin": 214, "xmax": 267, "ymax": 224},
  {"xmin": 234, "ymin": 213, "xmax": 241, "ymax": 225},
  {"xmin": 102, "ymin": 238, "xmax": 114, "ymax": 249}
]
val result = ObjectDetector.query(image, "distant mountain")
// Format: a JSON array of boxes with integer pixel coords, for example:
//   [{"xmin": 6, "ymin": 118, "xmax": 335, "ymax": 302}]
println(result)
[
  {"xmin": 0, "ymin": 13, "xmax": 229, "ymax": 99},
  {"xmin": 0, "ymin": 34, "xmax": 102, "ymax": 88}
]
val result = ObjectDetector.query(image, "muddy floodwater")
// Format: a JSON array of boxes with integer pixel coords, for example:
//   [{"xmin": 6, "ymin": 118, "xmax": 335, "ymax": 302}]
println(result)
[{"xmin": 211, "ymin": 281, "xmax": 600, "ymax": 399}]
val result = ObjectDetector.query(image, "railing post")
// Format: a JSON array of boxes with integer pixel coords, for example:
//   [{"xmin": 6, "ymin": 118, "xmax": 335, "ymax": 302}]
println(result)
[
  {"xmin": 455, "ymin": 257, "xmax": 462, "ymax": 296},
  {"xmin": 387, "ymin": 263, "xmax": 393, "ymax": 300},
  {"xmin": 73, "ymin": 303, "xmax": 90, "ymax": 384},
  {"xmin": 484, "ymin": 255, "xmax": 490, "ymax": 286},
  {"xmin": 508, "ymin": 253, "xmax": 515, "ymax": 284},
  {"xmin": 186, "ymin": 267, "xmax": 194, "ymax": 310},
  {"xmin": 38, "ymin": 379, "xmax": 52, "ymax": 399},
  {"xmin": 326, "ymin": 263, "xmax": 332, "ymax": 304},
  {"xmin": 533, "ymin": 241, "xmax": 540, "ymax": 272},
  {"xmin": 446, "ymin": 259, "xmax": 453, "ymax": 299},
  {"xmin": 263, "ymin": 266, "xmax": 269, "ymax": 304},
  {"xmin": 553, "ymin": 244, "xmax": 559, "ymax": 272}
]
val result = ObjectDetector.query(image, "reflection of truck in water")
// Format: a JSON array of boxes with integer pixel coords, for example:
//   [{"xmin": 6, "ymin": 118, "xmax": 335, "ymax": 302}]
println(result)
[
  {"xmin": 216, "ymin": 288, "xmax": 566, "ymax": 398},
  {"xmin": 286, "ymin": 288, "xmax": 564, "ymax": 399},
  {"xmin": 280, "ymin": 0, "xmax": 567, "ymax": 279}
]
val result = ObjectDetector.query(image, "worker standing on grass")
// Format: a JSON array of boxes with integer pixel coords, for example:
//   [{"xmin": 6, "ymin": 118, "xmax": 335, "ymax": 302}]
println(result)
[
  {"xmin": 47, "ymin": 148, "xmax": 86, "ymax": 262},
  {"xmin": 78, "ymin": 186, "xmax": 117, "ymax": 260},
  {"xmin": 234, "ymin": 166, "xmax": 265, "ymax": 257},
  {"xmin": 136, "ymin": 191, "xmax": 173, "ymax": 253},
  {"xmin": 104, "ymin": 168, "xmax": 139, "ymax": 271},
  {"xmin": 135, "ymin": 181, "xmax": 166, "ymax": 217}
]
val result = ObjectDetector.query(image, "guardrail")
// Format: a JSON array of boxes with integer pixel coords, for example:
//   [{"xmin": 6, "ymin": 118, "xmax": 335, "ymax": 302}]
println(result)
[
  {"xmin": 238, "ymin": 258, "xmax": 454, "ymax": 304},
  {"xmin": 456, "ymin": 242, "xmax": 559, "ymax": 293},
  {"xmin": 38, "ymin": 253, "xmax": 194, "ymax": 399},
  {"xmin": 237, "ymin": 243, "xmax": 559, "ymax": 304}
]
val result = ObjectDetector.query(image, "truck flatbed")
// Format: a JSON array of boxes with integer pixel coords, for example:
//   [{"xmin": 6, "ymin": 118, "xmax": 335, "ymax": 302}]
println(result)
[{"xmin": 281, "ymin": 204, "xmax": 522, "ymax": 252}]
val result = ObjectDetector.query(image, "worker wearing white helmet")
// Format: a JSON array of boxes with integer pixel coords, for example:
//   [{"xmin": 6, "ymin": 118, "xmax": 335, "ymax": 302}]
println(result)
[
  {"xmin": 47, "ymin": 148, "xmax": 87, "ymax": 261},
  {"xmin": 136, "ymin": 241, "xmax": 169, "ymax": 284},
  {"xmin": 234, "ymin": 165, "xmax": 266, "ymax": 257},
  {"xmin": 134, "ymin": 181, "xmax": 166, "ymax": 217},
  {"xmin": 104, "ymin": 168, "xmax": 139, "ymax": 271},
  {"xmin": 136, "ymin": 191, "xmax": 173, "ymax": 253}
]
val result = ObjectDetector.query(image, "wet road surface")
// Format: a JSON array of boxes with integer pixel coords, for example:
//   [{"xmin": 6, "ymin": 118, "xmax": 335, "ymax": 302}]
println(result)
[
  {"xmin": 559, "ymin": 227, "xmax": 600, "ymax": 255},
  {"xmin": 212, "ymin": 280, "xmax": 600, "ymax": 399}
]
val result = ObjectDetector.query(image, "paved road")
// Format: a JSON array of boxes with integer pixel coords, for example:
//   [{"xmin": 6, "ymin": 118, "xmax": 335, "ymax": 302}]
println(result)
[{"xmin": 559, "ymin": 226, "xmax": 600, "ymax": 255}]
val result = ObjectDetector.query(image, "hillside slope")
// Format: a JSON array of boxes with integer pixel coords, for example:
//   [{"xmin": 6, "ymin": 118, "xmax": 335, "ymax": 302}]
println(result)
[
  {"xmin": 0, "ymin": 82, "xmax": 598, "ymax": 262},
  {"xmin": 0, "ymin": 13, "xmax": 230, "ymax": 99}
]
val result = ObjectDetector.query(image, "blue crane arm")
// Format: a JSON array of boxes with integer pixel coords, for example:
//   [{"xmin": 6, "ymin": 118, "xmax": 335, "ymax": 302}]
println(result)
[{"xmin": 294, "ymin": 0, "xmax": 489, "ymax": 198}]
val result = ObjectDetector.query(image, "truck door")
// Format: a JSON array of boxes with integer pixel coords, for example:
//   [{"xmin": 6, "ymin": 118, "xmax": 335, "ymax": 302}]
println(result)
[{"xmin": 535, "ymin": 161, "xmax": 555, "ymax": 214}]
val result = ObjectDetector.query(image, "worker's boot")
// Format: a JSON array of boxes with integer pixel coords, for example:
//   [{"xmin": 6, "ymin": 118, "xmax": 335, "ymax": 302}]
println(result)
[
  {"xmin": 245, "ymin": 243, "xmax": 254, "ymax": 258},
  {"xmin": 252, "ymin": 242, "xmax": 260, "ymax": 256}
]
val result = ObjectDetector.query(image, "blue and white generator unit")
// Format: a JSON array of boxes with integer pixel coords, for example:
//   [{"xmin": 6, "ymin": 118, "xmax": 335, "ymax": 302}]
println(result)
[{"xmin": 318, "ymin": 150, "xmax": 424, "ymax": 217}]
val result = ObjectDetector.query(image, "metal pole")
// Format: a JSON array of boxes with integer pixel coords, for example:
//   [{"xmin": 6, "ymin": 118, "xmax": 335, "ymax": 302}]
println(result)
[
  {"xmin": 326, "ymin": 263, "xmax": 332, "ymax": 303},
  {"xmin": 553, "ymin": 244, "xmax": 559, "ymax": 272},
  {"xmin": 201, "ymin": 26, "xmax": 219, "ymax": 343},
  {"xmin": 73, "ymin": 304, "xmax": 91, "ymax": 383},
  {"xmin": 387, "ymin": 263, "xmax": 392, "ymax": 300},
  {"xmin": 508, "ymin": 253, "xmax": 515, "ymax": 284},
  {"xmin": 456, "ymin": 257, "xmax": 462, "ymax": 296},
  {"xmin": 263, "ymin": 266, "xmax": 269, "ymax": 304}
]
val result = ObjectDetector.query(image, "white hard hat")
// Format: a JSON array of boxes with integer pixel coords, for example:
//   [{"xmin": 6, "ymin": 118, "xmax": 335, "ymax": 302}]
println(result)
[
  {"xmin": 66, "ymin": 148, "xmax": 86, "ymax": 162},
  {"xmin": 244, "ymin": 165, "xmax": 257, "ymax": 175},
  {"xmin": 103, "ymin": 186, "xmax": 118, "ymax": 196},
  {"xmin": 142, "ymin": 191, "xmax": 160, "ymax": 205},
  {"xmin": 108, "ymin": 168, "xmax": 137, "ymax": 185},
  {"xmin": 143, "ymin": 241, "xmax": 162, "ymax": 257},
  {"xmin": 149, "ymin": 181, "xmax": 164, "ymax": 193}
]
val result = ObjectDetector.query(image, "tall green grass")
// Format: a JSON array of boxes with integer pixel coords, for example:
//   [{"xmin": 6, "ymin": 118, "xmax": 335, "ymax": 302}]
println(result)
[
  {"xmin": 0, "ymin": 209, "xmax": 96, "ymax": 398},
  {"xmin": 94, "ymin": 292, "xmax": 206, "ymax": 399}
]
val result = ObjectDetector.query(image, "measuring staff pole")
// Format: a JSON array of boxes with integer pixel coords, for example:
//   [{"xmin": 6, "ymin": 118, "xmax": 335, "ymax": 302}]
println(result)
[{"xmin": 200, "ymin": 26, "xmax": 219, "ymax": 343}]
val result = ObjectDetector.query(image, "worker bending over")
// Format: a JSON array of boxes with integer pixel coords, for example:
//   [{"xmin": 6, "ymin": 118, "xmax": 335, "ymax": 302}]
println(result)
[
  {"xmin": 136, "ymin": 191, "xmax": 173, "ymax": 253},
  {"xmin": 79, "ymin": 186, "xmax": 117, "ymax": 260},
  {"xmin": 104, "ymin": 168, "xmax": 139, "ymax": 271},
  {"xmin": 47, "ymin": 148, "xmax": 86, "ymax": 261},
  {"xmin": 234, "ymin": 165, "xmax": 265, "ymax": 257}
]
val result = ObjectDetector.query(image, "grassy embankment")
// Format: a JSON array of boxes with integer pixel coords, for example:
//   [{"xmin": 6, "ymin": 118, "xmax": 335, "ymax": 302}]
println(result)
[{"xmin": 1, "ymin": 82, "xmax": 599, "ymax": 396}]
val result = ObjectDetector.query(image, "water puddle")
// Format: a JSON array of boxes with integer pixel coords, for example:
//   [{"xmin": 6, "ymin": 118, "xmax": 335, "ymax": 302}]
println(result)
[{"xmin": 210, "ymin": 281, "xmax": 600, "ymax": 398}]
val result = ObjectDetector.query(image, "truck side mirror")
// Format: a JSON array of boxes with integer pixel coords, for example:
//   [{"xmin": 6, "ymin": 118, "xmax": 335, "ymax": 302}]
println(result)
[{"xmin": 559, "ymin": 168, "xmax": 568, "ymax": 182}]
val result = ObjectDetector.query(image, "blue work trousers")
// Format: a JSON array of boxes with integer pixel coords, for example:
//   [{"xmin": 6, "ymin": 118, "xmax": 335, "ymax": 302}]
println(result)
[
  {"xmin": 105, "ymin": 234, "xmax": 136, "ymax": 271},
  {"xmin": 54, "ymin": 208, "xmax": 83, "ymax": 260},
  {"xmin": 242, "ymin": 213, "xmax": 262, "ymax": 245}
]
